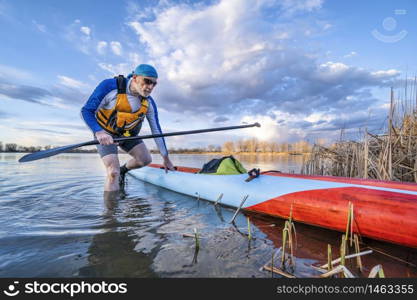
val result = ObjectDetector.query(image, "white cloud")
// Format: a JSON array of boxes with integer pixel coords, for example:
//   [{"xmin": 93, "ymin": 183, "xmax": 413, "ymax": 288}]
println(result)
[
  {"xmin": 32, "ymin": 20, "xmax": 47, "ymax": 33},
  {"xmin": 371, "ymin": 69, "xmax": 400, "ymax": 78},
  {"xmin": 304, "ymin": 112, "xmax": 333, "ymax": 123},
  {"xmin": 319, "ymin": 61, "xmax": 349, "ymax": 73},
  {"xmin": 126, "ymin": 0, "xmax": 333, "ymax": 102},
  {"xmin": 0, "ymin": 64, "xmax": 33, "ymax": 80},
  {"xmin": 43, "ymin": 96, "xmax": 75, "ymax": 109},
  {"xmin": 110, "ymin": 41, "xmax": 123, "ymax": 56},
  {"xmin": 97, "ymin": 41, "xmax": 108, "ymax": 55},
  {"xmin": 275, "ymin": 32, "xmax": 290, "ymax": 39},
  {"xmin": 97, "ymin": 50, "xmax": 143, "ymax": 76},
  {"xmin": 240, "ymin": 113, "xmax": 312, "ymax": 143},
  {"xmin": 65, "ymin": 21, "xmax": 93, "ymax": 54},
  {"xmin": 323, "ymin": 23, "xmax": 332, "ymax": 30},
  {"xmin": 9, "ymin": 0, "xmax": 387, "ymax": 147},
  {"xmin": 122, "ymin": 0, "xmax": 399, "ymax": 145},
  {"xmin": 88, "ymin": 74, "xmax": 98, "ymax": 82},
  {"xmin": 242, "ymin": 115, "xmax": 282, "ymax": 142},
  {"xmin": 128, "ymin": 0, "xmax": 279, "ymax": 84},
  {"xmin": 128, "ymin": 52, "xmax": 142, "ymax": 66},
  {"xmin": 80, "ymin": 26, "xmax": 91, "ymax": 36},
  {"xmin": 98, "ymin": 63, "xmax": 130, "ymax": 76},
  {"xmin": 57, "ymin": 75, "xmax": 88, "ymax": 89},
  {"xmin": 316, "ymin": 61, "xmax": 350, "ymax": 80},
  {"xmin": 344, "ymin": 51, "xmax": 357, "ymax": 58},
  {"xmin": 0, "ymin": 119, "xmax": 90, "ymax": 147},
  {"xmin": 280, "ymin": 0, "xmax": 324, "ymax": 16}
]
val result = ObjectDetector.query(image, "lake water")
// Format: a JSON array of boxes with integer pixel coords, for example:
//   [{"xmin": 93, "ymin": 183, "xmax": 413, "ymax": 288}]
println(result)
[{"xmin": 1, "ymin": 152, "xmax": 416, "ymax": 278}]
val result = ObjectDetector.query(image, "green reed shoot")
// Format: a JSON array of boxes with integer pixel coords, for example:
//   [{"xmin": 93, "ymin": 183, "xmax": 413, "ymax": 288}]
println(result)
[
  {"xmin": 354, "ymin": 234, "xmax": 363, "ymax": 272},
  {"xmin": 194, "ymin": 228, "xmax": 200, "ymax": 251},
  {"xmin": 327, "ymin": 244, "xmax": 332, "ymax": 271},
  {"xmin": 281, "ymin": 226, "xmax": 288, "ymax": 267},
  {"xmin": 281, "ymin": 220, "xmax": 296, "ymax": 268},
  {"xmin": 340, "ymin": 235, "xmax": 347, "ymax": 278},
  {"xmin": 340, "ymin": 235, "xmax": 347, "ymax": 265},
  {"xmin": 378, "ymin": 266, "xmax": 385, "ymax": 278},
  {"xmin": 247, "ymin": 217, "xmax": 252, "ymax": 240},
  {"xmin": 345, "ymin": 202, "xmax": 354, "ymax": 244}
]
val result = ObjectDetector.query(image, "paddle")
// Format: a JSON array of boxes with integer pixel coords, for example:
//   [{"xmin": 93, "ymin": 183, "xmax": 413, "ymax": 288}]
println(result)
[{"xmin": 18, "ymin": 122, "xmax": 261, "ymax": 163}]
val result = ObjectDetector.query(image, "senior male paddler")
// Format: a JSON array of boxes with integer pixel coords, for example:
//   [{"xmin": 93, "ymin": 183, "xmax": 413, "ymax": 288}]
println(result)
[{"xmin": 81, "ymin": 64, "xmax": 175, "ymax": 191}]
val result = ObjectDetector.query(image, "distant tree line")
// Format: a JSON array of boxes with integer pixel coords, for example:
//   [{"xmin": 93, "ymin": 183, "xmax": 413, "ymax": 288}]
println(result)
[
  {"xmin": 0, "ymin": 142, "xmax": 97, "ymax": 153},
  {"xmin": 150, "ymin": 139, "xmax": 313, "ymax": 154},
  {"xmin": 1, "ymin": 138, "xmax": 313, "ymax": 154},
  {"xmin": 221, "ymin": 138, "xmax": 312, "ymax": 153}
]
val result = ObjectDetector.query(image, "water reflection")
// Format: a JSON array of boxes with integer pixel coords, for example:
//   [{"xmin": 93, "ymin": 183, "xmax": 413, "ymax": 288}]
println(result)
[
  {"xmin": 78, "ymin": 191, "xmax": 158, "ymax": 277},
  {"xmin": 247, "ymin": 213, "xmax": 417, "ymax": 278},
  {"xmin": 1, "ymin": 153, "xmax": 416, "ymax": 278},
  {"xmin": 212, "ymin": 205, "xmax": 225, "ymax": 223}
]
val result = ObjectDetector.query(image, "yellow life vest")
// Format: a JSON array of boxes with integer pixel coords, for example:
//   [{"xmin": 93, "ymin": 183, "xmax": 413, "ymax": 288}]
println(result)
[{"xmin": 95, "ymin": 75, "xmax": 149, "ymax": 137}]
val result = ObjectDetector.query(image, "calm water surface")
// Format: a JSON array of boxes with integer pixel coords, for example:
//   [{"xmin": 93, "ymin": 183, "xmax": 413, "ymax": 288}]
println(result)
[{"xmin": 1, "ymin": 153, "xmax": 416, "ymax": 277}]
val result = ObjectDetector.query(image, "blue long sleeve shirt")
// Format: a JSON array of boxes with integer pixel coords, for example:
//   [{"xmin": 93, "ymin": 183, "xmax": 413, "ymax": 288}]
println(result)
[{"xmin": 81, "ymin": 78, "xmax": 168, "ymax": 157}]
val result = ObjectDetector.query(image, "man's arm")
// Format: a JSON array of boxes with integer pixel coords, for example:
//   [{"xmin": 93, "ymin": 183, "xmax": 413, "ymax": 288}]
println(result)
[
  {"xmin": 146, "ymin": 97, "xmax": 175, "ymax": 171},
  {"xmin": 81, "ymin": 79, "xmax": 118, "ymax": 145},
  {"xmin": 146, "ymin": 97, "xmax": 169, "ymax": 157},
  {"xmin": 81, "ymin": 79, "xmax": 115, "ymax": 133}
]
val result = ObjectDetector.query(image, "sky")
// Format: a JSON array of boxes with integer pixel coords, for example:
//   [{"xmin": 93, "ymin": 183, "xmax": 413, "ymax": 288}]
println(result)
[{"xmin": 0, "ymin": 0, "xmax": 416, "ymax": 150}]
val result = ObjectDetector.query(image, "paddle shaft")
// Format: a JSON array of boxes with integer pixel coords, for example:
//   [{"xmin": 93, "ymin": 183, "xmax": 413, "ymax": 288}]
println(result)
[
  {"xmin": 65, "ymin": 123, "xmax": 259, "ymax": 146},
  {"xmin": 18, "ymin": 122, "xmax": 260, "ymax": 162},
  {"xmin": 113, "ymin": 123, "xmax": 260, "ymax": 143}
]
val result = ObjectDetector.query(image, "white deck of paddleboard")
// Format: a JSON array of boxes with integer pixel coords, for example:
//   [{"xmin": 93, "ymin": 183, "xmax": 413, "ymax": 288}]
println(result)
[{"xmin": 131, "ymin": 167, "xmax": 417, "ymax": 209}]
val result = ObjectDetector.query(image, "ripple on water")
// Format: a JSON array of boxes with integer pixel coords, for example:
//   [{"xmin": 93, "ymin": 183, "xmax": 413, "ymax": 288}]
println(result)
[{"xmin": 1, "ymin": 153, "xmax": 417, "ymax": 278}]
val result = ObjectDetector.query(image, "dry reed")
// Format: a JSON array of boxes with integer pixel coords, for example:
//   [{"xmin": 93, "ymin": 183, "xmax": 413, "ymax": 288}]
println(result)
[{"xmin": 302, "ymin": 86, "xmax": 417, "ymax": 183}]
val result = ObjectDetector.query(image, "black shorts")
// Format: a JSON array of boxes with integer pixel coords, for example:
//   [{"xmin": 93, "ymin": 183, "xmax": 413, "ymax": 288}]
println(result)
[{"xmin": 95, "ymin": 133, "xmax": 143, "ymax": 158}]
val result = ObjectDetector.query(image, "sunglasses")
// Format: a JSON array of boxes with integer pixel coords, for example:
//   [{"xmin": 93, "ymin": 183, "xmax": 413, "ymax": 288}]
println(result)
[{"xmin": 143, "ymin": 78, "xmax": 157, "ymax": 86}]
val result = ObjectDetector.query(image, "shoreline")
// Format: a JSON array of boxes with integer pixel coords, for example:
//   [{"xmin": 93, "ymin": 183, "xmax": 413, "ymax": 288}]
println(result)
[
  {"xmin": 154, "ymin": 151, "xmax": 310, "ymax": 155},
  {"xmin": 1, "ymin": 151, "xmax": 310, "ymax": 155}
]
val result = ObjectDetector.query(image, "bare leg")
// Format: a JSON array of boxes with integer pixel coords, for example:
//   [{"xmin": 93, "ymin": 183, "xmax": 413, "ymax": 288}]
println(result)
[
  {"xmin": 124, "ymin": 143, "xmax": 152, "ymax": 170},
  {"xmin": 103, "ymin": 190, "xmax": 120, "ymax": 211},
  {"xmin": 101, "ymin": 154, "xmax": 121, "ymax": 191}
]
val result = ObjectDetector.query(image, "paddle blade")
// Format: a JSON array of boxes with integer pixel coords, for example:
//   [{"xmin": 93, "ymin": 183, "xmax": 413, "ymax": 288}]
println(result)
[{"xmin": 18, "ymin": 142, "xmax": 91, "ymax": 162}]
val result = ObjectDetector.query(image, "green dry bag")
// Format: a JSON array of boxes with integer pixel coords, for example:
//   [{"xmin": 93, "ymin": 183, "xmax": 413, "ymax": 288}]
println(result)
[{"xmin": 198, "ymin": 156, "xmax": 247, "ymax": 175}]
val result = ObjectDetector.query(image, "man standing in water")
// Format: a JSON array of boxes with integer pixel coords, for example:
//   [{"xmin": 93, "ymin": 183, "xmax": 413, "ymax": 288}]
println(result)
[{"xmin": 81, "ymin": 64, "xmax": 175, "ymax": 191}]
